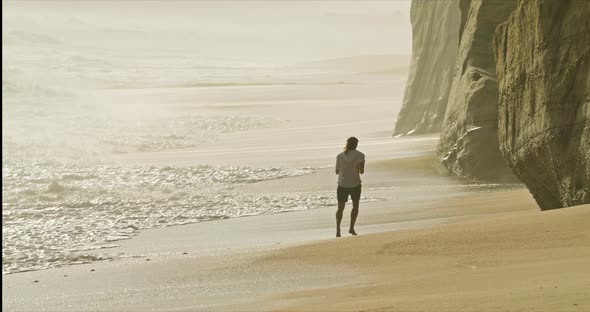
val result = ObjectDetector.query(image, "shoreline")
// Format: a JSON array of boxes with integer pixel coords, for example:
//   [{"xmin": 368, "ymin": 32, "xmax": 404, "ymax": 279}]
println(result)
[
  {"xmin": 3, "ymin": 153, "xmax": 544, "ymax": 311},
  {"xmin": 5, "ymin": 68, "xmax": 584, "ymax": 311},
  {"xmin": 1, "ymin": 73, "xmax": 419, "ymax": 279}
]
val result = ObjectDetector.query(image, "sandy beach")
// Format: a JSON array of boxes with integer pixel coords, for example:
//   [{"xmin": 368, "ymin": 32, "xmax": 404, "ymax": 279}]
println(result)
[
  {"xmin": 8, "ymin": 127, "xmax": 588, "ymax": 311},
  {"xmin": 255, "ymin": 204, "xmax": 590, "ymax": 312},
  {"xmin": 6, "ymin": 157, "xmax": 589, "ymax": 311},
  {"xmin": 5, "ymin": 54, "xmax": 590, "ymax": 311},
  {"xmin": 4, "ymin": 56, "xmax": 590, "ymax": 312},
  {"xmin": 4, "ymin": 3, "xmax": 589, "ymax": 310}
]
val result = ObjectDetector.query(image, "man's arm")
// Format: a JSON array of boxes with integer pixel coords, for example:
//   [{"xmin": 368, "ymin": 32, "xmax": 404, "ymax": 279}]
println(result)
[
  {"xmin": 357, "ymin": 161, "xmax": 365, "ymax": 174},
  {"xmin": 357, "ymin": 153, "xmax": 365, "ymax": 174},
  {"xmin": 335, "ymin": 156, "xmax": 340, "ymax": 175}
]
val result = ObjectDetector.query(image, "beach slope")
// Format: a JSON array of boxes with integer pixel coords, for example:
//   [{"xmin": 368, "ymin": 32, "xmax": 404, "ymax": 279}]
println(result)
[{"xmin": 248, "ymin": 204, "xmax": 590, "ymax": 311}]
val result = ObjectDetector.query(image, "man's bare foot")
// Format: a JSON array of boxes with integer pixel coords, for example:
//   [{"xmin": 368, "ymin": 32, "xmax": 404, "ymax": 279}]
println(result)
[
  {"xmin": 349, "ymin": 229, "xmax": 357, "ymax": 235},
  {"xmin": 336, "ymin": 231, "xmax": 341, "ymax": 237}
]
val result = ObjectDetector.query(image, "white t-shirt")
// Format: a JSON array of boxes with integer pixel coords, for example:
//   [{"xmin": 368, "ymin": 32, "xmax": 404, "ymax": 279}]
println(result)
[{"xmin": 336, "ymin": 149, "xmax": 365, "ymax": 187}]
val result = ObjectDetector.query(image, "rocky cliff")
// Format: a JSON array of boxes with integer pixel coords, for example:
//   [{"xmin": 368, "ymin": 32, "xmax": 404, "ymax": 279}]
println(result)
[
  {"xmin": 494, "ymin": 0, "xmax": 590, "ymax": 209},
  {"xmin": 436, "ymin": 0, "xmax": 517, "ymax": 181},
  {"xmin": 393, "ymin": 0, "xmax": 460, "ymax": 136}
]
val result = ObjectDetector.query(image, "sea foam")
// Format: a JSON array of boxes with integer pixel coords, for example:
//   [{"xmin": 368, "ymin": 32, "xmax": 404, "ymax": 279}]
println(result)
[{"xmin": 2, "ymin": 160, "xmax": 330, "ymax": 274}]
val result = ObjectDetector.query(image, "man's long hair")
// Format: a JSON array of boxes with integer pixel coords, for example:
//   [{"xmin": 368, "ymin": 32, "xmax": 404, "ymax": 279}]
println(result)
[{"xmin": 344, "ymin": 137, "xmax": 358, "ymax": 153}]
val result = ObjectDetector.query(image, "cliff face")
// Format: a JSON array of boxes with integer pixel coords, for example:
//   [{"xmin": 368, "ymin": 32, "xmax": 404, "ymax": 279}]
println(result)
[
  {"xmin": 393, "ymin": 0, "xmax": 460, "ymax": 136},
  {"xmin": 436, "ymin": 0, "xmax": 517, "ymax": 181},
  {"xmin": 494, "ymin": 0, "xmax": 590, "ymax": 209}
]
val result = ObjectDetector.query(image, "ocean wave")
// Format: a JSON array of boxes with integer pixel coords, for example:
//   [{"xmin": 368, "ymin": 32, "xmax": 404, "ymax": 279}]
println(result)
[
  {"xmin": 2, "ymin": 160, "xmax": 325, "ymax": 274},
  {"xmin": 3, "ymin": 113, "xmax": 283, "ymax": 161},
  {"xmin": 3, "ymin": 30, "xmax": 62, "ymax": 46},
  {"xmin": 2, "ymin": 78, "xmax": 74, "ymax": 99},
  {"xmin": 62, "ymin": 55, "xmax": 115, "ymax": 73},
  {"xmin": 97, "ymin": 115, "xmax": 282, "ymax": 153}
]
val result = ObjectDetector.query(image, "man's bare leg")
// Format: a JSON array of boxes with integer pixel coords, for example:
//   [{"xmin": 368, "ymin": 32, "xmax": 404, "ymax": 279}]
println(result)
[
  {"xmin": 336, "ymin": 201, "xmax": 345, "ymax": 237},
  {"xmin": 349, "ymin": 200, "xmax": 359, "ymax": 235}
]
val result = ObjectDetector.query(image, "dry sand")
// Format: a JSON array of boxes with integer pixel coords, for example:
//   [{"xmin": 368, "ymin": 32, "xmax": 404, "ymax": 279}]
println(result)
[{"xmin": 248, "ymin": 203, "xmax": 590, "ymax": 312}]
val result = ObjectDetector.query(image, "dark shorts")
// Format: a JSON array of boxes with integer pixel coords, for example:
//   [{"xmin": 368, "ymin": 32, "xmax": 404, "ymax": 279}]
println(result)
[{"xmin": 337, "ymin": 185, "xmax": 361, "ymax": 203}]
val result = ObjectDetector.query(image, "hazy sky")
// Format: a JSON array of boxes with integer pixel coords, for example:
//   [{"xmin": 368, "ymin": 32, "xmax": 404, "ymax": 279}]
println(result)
[{"xmin": 4, "ymin": 1, "xmax": 412, "ymax": 65}]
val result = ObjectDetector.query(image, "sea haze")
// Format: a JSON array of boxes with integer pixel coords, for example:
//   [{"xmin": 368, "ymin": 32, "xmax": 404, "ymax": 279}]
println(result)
[{"xmin": 2, "ymin": 1, "xmax": 411, "ymax": 274}]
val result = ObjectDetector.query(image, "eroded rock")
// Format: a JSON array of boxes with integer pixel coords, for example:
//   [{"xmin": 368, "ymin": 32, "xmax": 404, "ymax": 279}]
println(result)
[
  {"xmin": 494, "ymin": 0, "xmax": 590, "ymax": 209},
  {"xmin": 393, "ymin": 0, "xmax": 460, "ymax": 136},
  {"xmin": 437, "ymin": 0, "xmax": 517, "ymax": 181}
]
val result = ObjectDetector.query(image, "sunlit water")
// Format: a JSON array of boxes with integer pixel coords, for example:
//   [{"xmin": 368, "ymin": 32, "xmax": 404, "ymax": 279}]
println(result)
[
  {"xmin": 1, "ymin": 41, "xmax": 336, "ymax": 274},
  {"xmin": 2, "ymin": 2, "xmax": 411, "ymax": 274},
  {"xmin": 2, "ymin": 61, "xmax": 334, "ymax": 274},
  {"xmin": 2, "ymin": 160, "xmax": 335, "ymax": 274}
]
